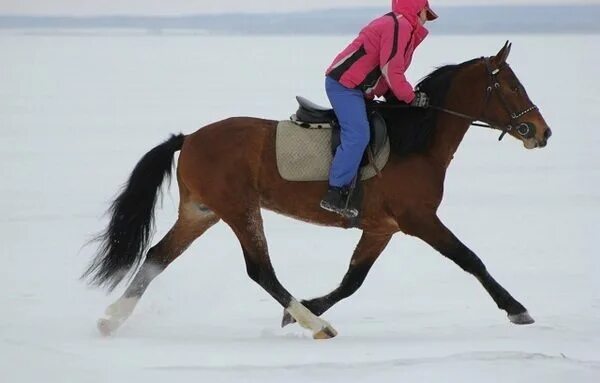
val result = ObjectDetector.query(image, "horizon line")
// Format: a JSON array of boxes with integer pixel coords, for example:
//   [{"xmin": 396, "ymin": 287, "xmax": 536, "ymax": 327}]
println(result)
[{"xmin": 1, "ymin": 4, "xmax": 599, "ymax": 18}]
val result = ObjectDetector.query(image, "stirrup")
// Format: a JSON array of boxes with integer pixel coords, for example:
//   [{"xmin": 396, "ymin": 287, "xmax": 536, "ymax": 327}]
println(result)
[
  {"xmin": 341, "ymin": 207, "xmax": 359, "ymax": 218},
  {"xmin": 319, "ymin": 200, "xmax": 358, "ymax": 218}
]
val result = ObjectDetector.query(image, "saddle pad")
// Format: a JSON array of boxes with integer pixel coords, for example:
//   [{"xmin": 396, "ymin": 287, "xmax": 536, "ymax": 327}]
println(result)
[{"xmin": 275, "ymin": 120, "xmax": 390, "ymax": 182}]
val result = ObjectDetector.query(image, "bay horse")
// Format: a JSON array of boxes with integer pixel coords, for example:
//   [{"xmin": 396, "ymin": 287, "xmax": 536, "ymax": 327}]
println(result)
[{"xmin": 84, "ymin": 42, "xmax": 552, "ymax": 339}]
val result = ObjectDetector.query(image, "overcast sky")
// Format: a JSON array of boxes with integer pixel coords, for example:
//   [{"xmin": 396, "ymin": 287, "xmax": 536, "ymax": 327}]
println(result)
[{"xmin": 1, "ymin": 0, "xmax": 598, "ymax": 15}]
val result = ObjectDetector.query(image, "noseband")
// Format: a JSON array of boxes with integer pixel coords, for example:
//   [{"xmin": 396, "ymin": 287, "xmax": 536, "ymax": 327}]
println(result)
[{"xmin": 431, "ymin": 57, "xmax": 539, "ymax": 141}]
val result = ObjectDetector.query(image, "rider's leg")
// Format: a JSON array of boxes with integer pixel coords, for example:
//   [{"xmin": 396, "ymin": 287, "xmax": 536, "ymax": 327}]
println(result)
[{"xmin": 320, "ymin": 76, "xmax": 370, "ymax": 216}]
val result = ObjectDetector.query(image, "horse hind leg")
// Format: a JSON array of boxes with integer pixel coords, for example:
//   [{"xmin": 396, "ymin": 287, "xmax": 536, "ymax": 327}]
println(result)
[{"xmin": 97, "ymin": 201, "xmax": 219, "ymax": 336}]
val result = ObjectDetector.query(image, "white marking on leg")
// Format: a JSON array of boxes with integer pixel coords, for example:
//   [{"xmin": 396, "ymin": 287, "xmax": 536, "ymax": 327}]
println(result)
[
  {"xmin": 97, "ymin": 296, "xmax": 139, "ymax": 336},
  {"xmin": 285, "ymin": 298, "xmax": 337, "ymax": 338}
]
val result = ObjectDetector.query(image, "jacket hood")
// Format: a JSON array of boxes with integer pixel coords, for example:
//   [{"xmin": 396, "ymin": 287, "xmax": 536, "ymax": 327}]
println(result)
[{"xmin": 392, "ymin": 0, "xmax": 428, "ymax": 26}]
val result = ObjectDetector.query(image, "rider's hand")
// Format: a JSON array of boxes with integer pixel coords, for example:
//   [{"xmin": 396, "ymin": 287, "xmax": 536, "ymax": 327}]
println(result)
[{"xmin": 410, "ymin": 91, "xmax": 429, "ymax": 108}]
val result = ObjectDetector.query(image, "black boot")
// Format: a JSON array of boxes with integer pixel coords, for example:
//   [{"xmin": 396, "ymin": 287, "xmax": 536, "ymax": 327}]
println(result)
[{"xmin": 319, "ymin": 186, "xmax": 358, "ymax": 218}]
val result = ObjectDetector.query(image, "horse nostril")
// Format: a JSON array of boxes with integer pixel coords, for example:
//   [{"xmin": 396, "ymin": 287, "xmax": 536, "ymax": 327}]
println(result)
[{"xmin": 544, "ymin": 128, "xmax": 552, "ymax": 139}]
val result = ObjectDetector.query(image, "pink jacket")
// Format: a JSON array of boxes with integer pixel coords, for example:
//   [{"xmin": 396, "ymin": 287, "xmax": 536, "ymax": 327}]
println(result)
[{"xmin": 325, "ymin": 0, "xmax": 430, "ymax": 103}]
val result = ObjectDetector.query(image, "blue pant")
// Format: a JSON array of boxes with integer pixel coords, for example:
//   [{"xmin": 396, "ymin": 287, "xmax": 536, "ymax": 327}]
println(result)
[{"xmin": 325, "ymin": 76, "xmax": 370, "ymax": 188}]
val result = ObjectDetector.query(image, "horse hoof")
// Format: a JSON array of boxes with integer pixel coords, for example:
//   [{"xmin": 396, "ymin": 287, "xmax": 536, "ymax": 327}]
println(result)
[
  {"xmin": 313, "ymin": 325, "xmax": 338, "ymax": 340},
  {"xmin": 281, "ymin": 309, "xmax": 296, "ymax": 328},
  {"xmin": 508, "ymin": 311, "xmax": 535, "ymax": 325},
  {"xmin": 97, "ymin": 318, "xmax": 118, "ymax": 336}
]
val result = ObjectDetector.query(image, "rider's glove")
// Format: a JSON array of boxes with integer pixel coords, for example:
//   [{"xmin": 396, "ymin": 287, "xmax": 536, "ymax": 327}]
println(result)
[{"xmin": 410, "ymin": 91, "xmax": 430, "ymax": 108}]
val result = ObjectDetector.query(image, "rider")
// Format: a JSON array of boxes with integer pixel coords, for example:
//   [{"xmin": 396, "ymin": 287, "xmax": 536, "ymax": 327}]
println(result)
[{"xmin": 320, "ymin": 0, "xmax": 438, "ymax": 217}]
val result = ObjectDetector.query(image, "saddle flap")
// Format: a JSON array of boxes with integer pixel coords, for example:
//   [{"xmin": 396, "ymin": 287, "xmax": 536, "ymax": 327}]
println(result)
[
  {"xmin": 369, "ymin": 111, "xmax": 388, "ymax": 155},
  {"xmin": 330, "ymin": 110, "xmax": 388, "ymax": 161}
]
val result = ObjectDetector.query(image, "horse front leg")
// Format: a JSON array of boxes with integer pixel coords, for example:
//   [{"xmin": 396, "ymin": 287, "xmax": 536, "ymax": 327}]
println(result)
[
  {"xmin": 224, "ymin": 207, "xmax": 338, "ymax": 339},
  {"xmin": 282, "ymin": 231, "xmax": 392, "ymax": 327},
  {"xmin": 406, "ymin": 213, "xmax": 534, "ymax": 324}
]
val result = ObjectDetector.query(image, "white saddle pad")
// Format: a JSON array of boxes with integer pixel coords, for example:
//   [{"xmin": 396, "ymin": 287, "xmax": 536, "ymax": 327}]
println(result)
[{"xmin": 275, "ymin": 119, "xmax": 390, "ymax": 182}]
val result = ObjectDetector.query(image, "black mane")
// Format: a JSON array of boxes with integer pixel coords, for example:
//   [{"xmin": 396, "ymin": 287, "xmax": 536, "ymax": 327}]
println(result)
[{"xmin": 369, "ymin": 58, "xmax": 480, "ymax": 157}]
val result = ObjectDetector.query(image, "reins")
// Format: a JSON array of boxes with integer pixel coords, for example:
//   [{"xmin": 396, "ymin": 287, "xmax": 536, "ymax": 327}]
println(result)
[
  {"xmin": 372, "ymin": 103, "xmax": 506, "ymax": 138},
  {"xmin": 373, "ymin": 57, "xmax": 538, "ymax": 142},
  {"xmin": 427, "ymin": 105, "xmax": 502, "ymax": 130}
]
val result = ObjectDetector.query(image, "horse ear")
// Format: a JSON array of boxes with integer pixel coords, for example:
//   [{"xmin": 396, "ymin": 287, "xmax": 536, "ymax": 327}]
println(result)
[
  {"xmin": 494, "ymin": 40, "xmax": 512, "ymax": 64},
  {"xmin": 505, "ymin": 41, "xmax": 513, "ymax": 61}
]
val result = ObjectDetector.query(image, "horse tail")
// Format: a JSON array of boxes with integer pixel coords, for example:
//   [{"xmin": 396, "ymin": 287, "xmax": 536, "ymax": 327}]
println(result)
[{"xmin": 83, "ymin": 133, "xmax": 186, "ymax": 291}]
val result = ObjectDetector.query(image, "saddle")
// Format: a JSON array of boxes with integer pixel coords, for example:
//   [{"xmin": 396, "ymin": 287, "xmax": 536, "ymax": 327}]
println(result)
[
  {"xmin": 292, "ymin": 96, "xmax": 388, "ymax": 165},
  {"xmin": 282, "ymin": 96, "xmax": 390, "ymax": 226}
]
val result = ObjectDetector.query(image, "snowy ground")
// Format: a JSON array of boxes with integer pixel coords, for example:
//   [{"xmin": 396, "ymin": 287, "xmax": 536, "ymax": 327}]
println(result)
[{"xmin": 1, "ymin": 33, "xmax": 599, "ymax": 382}]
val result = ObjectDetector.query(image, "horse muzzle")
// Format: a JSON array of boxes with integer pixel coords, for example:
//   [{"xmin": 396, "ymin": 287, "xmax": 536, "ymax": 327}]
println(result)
[{"xmin": 520, "ymin": 122, "xmax": 552, "ymax": 149}]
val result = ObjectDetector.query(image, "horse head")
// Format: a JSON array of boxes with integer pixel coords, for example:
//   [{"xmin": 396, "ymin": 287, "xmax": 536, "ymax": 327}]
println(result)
[{"xmin": 471, "ymin": 41, "xmax": 552, "ymax": 149}]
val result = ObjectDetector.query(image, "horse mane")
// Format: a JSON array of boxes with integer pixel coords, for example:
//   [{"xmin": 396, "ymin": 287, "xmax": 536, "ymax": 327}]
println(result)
[{"xmin": 370, "ymin": 58, "xmax": 480, "ymax": 157}]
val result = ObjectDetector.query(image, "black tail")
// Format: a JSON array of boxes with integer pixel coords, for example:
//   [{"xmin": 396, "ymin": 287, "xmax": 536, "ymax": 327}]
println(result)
[{"xmin": 83, "ymin": 134, "xmax": 186, "ymax": 291}]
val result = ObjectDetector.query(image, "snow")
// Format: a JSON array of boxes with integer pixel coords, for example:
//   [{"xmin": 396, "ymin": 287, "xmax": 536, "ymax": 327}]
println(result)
[{"xmin": 1, "ymin": 33, "xmax": 599, "ymax": 382}]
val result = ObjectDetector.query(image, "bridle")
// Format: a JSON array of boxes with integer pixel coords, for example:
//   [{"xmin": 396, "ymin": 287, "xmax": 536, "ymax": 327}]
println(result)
[{"xmin": 428, "ymin": 57, "xmax": 539, "ymax": 141}]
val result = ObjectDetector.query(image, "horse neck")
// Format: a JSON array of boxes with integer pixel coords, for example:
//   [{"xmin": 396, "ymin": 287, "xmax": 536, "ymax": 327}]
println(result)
[
  {"xmin": 426, "ymin": 111, "xmax": 471, "ymax": 170},
  {"xmin": 426, "ymin": 66, "xmax": 487, "ymax": 170}
]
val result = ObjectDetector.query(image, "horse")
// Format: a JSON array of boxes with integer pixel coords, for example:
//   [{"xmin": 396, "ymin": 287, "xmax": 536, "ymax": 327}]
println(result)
[{"xmin": 83, "ymin": 41, "xmax": 552, "ymax": 339}]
